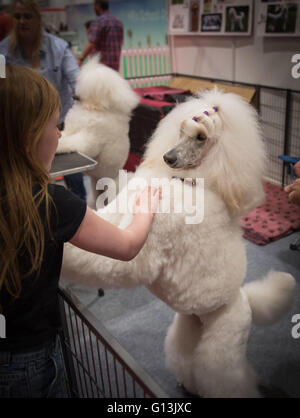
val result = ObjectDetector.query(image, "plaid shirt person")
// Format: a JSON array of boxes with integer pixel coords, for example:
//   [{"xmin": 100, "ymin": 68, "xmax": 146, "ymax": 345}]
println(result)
[{"xmin": 88, "ymin": 10, "xmax": 123, "ymax": 71}]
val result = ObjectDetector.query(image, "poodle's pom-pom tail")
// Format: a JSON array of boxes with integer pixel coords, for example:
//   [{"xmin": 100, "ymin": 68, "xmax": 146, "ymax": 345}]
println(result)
[{"xmin": 243, "ymin": 271, "xmax": 296, "ymax": 326}]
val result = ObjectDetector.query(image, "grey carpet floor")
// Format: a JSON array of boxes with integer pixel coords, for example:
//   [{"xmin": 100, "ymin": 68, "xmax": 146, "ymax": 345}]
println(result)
[{"xmin": 63, "ymin": 231, "xmax": 300, "ymax": 398}]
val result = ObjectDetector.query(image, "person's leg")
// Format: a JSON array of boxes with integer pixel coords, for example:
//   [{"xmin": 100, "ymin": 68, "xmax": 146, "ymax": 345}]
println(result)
[
  {"xmin": 57, "ymin": 122, "xmax": 86, "ymax": 202},
  {"xmin": 64, "ymin": 173, "xmax": 87, "ymax": 201},
  {"xmin": 0, "ymin": 336, "xmax": 70, "ymax": 398}
]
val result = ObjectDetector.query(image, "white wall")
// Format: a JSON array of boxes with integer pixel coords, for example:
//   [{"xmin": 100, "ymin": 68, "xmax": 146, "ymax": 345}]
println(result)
[
  {"xmin": 170, "ymin": 0, "xmax": 299, "ymax": 90},
  {"xmin": 171, "ymin": 35, "xmax": 298, "ymax": 90}
]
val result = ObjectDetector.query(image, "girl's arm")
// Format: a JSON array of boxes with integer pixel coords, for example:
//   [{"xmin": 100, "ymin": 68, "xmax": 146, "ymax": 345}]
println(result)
[{"xmin": 69, "ymin": 187, "xmax": 160, "ymax": 261}]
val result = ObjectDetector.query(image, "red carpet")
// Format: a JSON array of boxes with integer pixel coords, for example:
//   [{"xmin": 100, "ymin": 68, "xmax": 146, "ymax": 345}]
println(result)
[{"xmin": 241, "ymin": 181, "xmax": 300, "ymax": 245}]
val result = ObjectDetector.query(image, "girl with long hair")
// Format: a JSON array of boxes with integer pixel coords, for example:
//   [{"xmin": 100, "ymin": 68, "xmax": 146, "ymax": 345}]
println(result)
[{"xmin": 0, "ymin": 65, "xmax": 160, "ymax": 398}]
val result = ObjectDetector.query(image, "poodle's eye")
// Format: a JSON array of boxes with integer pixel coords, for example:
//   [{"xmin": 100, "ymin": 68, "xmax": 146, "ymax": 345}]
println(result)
[{"xmin": 196, "ymin": 133, "xmax": 206, "ymax": 141}]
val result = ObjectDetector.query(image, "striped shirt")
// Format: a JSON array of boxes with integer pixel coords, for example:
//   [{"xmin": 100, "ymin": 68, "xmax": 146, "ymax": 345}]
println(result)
[{"xmin": 88, "ymin": 11, "xmax": 123, "ymax": 71}]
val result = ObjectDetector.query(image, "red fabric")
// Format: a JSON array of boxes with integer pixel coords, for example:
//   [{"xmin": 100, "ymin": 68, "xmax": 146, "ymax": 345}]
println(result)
[
  {"xmin": 123, "ymin": 153, "xmax": 142, "ymax": 173},
  {"xmin": 138, "ymin": 97, "xmax": 176, "ymax": 108},
  {"xmin": 0, "ymin": 13, "xmax": 13, "ymax": 42},
  {"xmin": 241, "ymin": 181, "xmax": 300, "ymax": 245},
  {"xmin": 134, "ymin": 86, "xmax": 190, "ymax": 101}
]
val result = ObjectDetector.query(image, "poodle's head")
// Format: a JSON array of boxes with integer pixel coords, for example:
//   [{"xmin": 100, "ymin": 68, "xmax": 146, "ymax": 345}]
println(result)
[
  {"xmin": 75, "ymin": 55, "xmax": 139, "ymax": 115},
  {"xmin": 143, "ymin": 88, "xmax": 266, "ymax": 216}
]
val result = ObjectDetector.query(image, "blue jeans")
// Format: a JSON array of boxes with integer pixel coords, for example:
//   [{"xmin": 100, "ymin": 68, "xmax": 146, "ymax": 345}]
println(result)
[{"xmin": 0, "ymin": 335, "xmax": 70, "ymax": 398}]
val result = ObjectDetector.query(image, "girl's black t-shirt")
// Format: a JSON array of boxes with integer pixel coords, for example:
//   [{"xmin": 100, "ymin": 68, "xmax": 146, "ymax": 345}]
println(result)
[{"xmin": 0, "ymin": 184, "xmax": 87, "ymax": 352}]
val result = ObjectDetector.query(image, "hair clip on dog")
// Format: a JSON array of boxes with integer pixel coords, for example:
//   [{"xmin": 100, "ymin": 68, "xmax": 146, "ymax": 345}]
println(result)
[{"xmin": 193, "ymin": 106, "xmax": 219, "ymax": 122}]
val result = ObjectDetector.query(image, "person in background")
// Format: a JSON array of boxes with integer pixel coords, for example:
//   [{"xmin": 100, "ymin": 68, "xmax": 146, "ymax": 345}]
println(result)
[
  {"xmin": 0, "ymin": 0, "xmax": 86, "ymax": 201},
  {"xmin": 83, "ymin": 20, "xmax": 96, "ymax": 58},
  {"xmin": 0, "ymin": 64, "xmax": 160, "ymax": 398},
  {"xmin": 285, "ymin": 161, "xmax": 300, "ymax": 206},
  {"xmin": 0, "ymin": 5, "xmax": 13, "ymax": 42},
  {"xmin": 78, "ymin": 0, "xmax": 123, "ymax": 71},
  {"xmin": 85, "ymin": 20, "xmax": 93, "ymax": 36}
]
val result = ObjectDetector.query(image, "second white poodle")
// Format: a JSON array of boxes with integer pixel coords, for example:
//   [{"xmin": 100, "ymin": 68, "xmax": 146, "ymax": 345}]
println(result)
[{"xmin": 56, "ymin": 57, "xmax": 139, "ymax": 206}]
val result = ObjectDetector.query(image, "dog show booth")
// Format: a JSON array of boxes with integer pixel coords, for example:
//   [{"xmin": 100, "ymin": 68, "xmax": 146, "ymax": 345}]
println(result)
[
  {"xmin": 46, "ymin": 0, "xmax": 299, "ymax": 401},
  {"xmin": 1, "ymin": 0, "xmax": 299, "ymax": 402}
]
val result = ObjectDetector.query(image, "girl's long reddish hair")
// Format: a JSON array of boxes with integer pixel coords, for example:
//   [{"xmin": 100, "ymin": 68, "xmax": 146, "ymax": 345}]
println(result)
[{"xmin": 0, "ymin": 65, "xmax": 60, "ymax": 307}]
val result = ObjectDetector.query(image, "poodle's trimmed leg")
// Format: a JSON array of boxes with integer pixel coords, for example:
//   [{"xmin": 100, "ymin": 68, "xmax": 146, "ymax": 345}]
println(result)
[
  {"xmin": 164, "ymin": 313, "xmax": 203, "ymax": 395},
  {"xmin": 193, "ymin": 291, "xmax": 260, "ymax": 398}
]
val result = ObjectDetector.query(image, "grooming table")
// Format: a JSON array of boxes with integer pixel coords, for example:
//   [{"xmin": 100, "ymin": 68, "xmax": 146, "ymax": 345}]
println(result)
[{"xmin": 50, "ymin": 152, "xmax": 98, "ymax": 178}]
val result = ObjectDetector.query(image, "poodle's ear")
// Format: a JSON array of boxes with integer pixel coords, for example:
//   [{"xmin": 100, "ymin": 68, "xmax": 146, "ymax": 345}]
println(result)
[
  {"xmin": 212, "ymin": 166, "xmax": 265, "ymax": 216},
  {"xmin": 200, "ymin": 90, "xmax": 266, "ymax": 217}
]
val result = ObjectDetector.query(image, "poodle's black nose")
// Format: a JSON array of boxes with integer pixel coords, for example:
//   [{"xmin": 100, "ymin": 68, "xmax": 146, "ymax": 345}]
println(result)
[{"xmin": 163, "ymin": 151, "xmax": 178, "ymax": 167}]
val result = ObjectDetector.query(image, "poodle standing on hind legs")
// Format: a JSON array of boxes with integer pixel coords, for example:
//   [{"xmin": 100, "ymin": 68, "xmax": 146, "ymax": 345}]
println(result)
[{"xmin": 60, "ymin": 88, "xmax": 296, "ymax": 398}]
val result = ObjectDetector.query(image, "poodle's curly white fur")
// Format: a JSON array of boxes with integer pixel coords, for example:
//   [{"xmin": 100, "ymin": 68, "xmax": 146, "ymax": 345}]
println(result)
[
  {"xmin": 61, "ymin": 88, "xmax": 295, "ymax": 398},
  {"xmin": 56, "ymin": 56, "xmax": 139, "ymax": 206}
]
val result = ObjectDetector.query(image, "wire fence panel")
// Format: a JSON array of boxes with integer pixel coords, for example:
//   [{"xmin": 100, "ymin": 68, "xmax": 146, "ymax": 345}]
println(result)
[
  {"xmin": 259, "ymin": 88, "xmax": 287, "ymax": 185},
  {"xmin": 58, "ymin": 287, "xmax": 169, "ymax": 399},
  {"xmin": 289, "ymin": 92, "xmax": 300, "ymax": 162}
]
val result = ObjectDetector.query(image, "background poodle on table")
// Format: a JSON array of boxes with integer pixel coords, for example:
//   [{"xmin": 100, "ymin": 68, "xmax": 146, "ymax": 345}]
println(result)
[{"xmin": 60, "ymin": 88, "xmax": 295, "ymax": 398}]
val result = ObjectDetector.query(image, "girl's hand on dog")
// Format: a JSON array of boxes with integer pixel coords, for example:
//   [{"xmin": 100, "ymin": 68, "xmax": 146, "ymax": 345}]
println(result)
[
  {"xmin": 294, "ymin": 161, "xmax": 300, "ymax": 177},
  {"xmin": 133, "ymin": 187, "xmax": 162, "ymax": 216},
  {"xmin": 285, "ymin": 161, "xmax": 300, "ymax": 207}
]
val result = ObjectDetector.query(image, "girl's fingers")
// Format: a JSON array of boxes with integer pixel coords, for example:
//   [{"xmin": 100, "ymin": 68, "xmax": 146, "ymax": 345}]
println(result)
[
  {"xmin": 289, "ymin": 190, "xmax": 297, "ymax": 204},
  {"xmin": 134, "ymin": 187, "xmax": 162, "ymax": 213},
  {"xmin": 285, "ymin": 184, "xmax": 293, "ymax": 193}
]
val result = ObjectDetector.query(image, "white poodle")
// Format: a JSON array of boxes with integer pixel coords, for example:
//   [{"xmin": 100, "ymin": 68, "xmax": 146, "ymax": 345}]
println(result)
[
  {"xmin": 56, "ymin": 56, "xmax": 139, "ymax": 206},
  {"xmin": 61, "ymin": 88, "xmax": 295, "ymax": 398}
]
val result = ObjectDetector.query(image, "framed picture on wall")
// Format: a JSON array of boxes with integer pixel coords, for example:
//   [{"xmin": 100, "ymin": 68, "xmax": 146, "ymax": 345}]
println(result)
[
  {"xmin": 225, "ymin": 5, "xmax": 250, "ymax": 33},
  {"xmin": 168, "ymin": 0, "xmax": 253, "ymax": 36},
  {"xmin": 257, "ymin": 1, "xmax": 300, "ymax": 37},
  {"xmin": 201, "ymin": 13, "xmax": 222, "ymax": 31},
  {"xmin": 169, "ymin": 0, "xmax": 191, "ymax": 33},
  {"xmin": 198, "ymin": 0, "xmax": 253, "ymax": 36},
  {"xmin": 266, "ymin": 3, "xmax": 297, "ymax": 34}
]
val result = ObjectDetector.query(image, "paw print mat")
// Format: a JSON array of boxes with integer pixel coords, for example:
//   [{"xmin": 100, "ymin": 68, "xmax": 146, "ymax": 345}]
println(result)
[{"xmin": 241, "ymin": 181, "xmax": 300, "ymax": 245}]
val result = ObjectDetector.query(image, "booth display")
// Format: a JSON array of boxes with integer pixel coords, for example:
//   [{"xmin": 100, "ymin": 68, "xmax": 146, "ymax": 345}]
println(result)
[
  {"xmin": 168, "ymin": 0, "xmax": 253, "ymax": 36},
  {"xmin": 3, "ymin": 0, "xmax": 296, "ymax": 401},
  {"xmin": 257, "ymin": 1, "xmax": 300, "ymax": 37}
]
